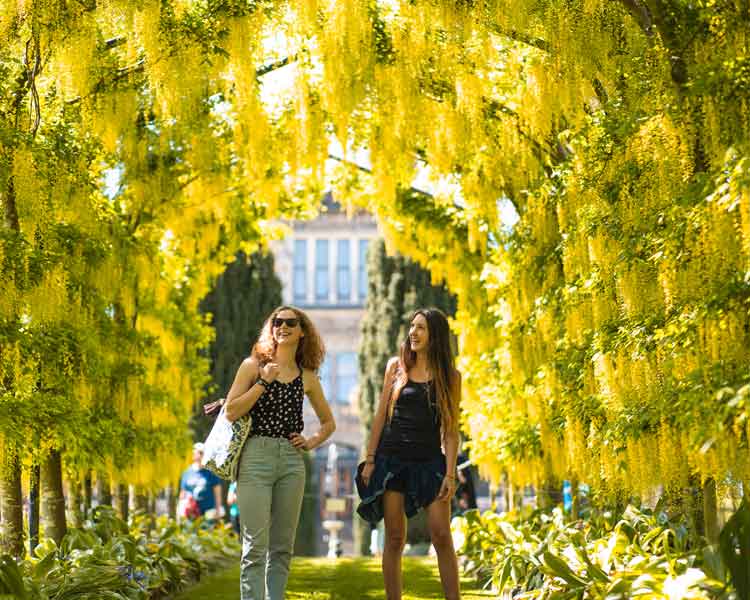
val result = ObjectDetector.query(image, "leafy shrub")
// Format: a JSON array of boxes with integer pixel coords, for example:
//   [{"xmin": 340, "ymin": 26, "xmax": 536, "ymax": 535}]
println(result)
[
  {"xmin": 0, "ymin": 507, "xmax": 239, "ymax": 600},
  {"xmin": 454, "ymin": 503, "xmax": 739, "ymax": 599}
]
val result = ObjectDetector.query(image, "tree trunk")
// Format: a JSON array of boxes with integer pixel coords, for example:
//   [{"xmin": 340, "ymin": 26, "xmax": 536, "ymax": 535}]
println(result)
[
  {"xmin": 0, "ymin": 116, "xmax": 24, "ymax": 559},
  {"xmin": 166, "ymin": 484, "xmax": 177, "ymax": 519},
  {"xmin": 68, "ymin": 477, "xmax": 84, "ymax": 528},
  {"xmin": 0, "ymin": 439, "xmax": 24, "ymax": 557},
  {"xmin": 506, "ymin": 480, "xmax": 514, "ymax": 512},
  {"xmin": 538, "ymin": 477, "xmax": 563, "ymax": 511},
  {"xmin": 570, "ymin": 476, "xmax": 580, "ymax": 521},
  {"xmin": 132, "ymin": 485, "xmax": 149, "ymax": 513},
  {"xmin": 29, "ymin": 464, "xmax": 40, "ymax": 554},
  {"xmin": 114, "ymin": 483, "xmax": 129, "ymax": 522},
  {"xmin": 40, "ymin": 449, "xmax": 67, "ymax": 544},
  {"xmin": 97, "ymin": 471, "xmax": 112, "ymax": 506},
  {"xmin": 684, "ymin": 473, "xmax": 705, "ymax": 537},
  {"xmin": 703, "ymin": 478, "xmax": 720, "ymax": 545},
  {"xmin": 130, "ymin": 485, "xmax": 151, "ymax": 531},
  {"xmin": 83, "ymin": 471, "xmax": 92, "ymax": 519}
]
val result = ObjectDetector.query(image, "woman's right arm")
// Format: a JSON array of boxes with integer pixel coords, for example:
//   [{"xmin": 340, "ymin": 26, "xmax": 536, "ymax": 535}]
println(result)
[
  {"xmin": 225, "ymin": 357, "xmax": 266, "ymax": 422},
  {"xmin": 362, "ymin": 358, "xmax": 398, "ymax": 480}
]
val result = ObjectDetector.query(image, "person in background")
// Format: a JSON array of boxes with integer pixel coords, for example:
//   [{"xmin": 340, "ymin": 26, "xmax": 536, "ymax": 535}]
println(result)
[
  {"xmin": 179, "ymin": 442, "xmax": 224, "ymax": 521},
  {"xmin": 453, "ymin": 451, "xmax": 478, "ymax": 515},
  {"xmin": 227, "ymin": 481, "xmax": 240, "ymax": 533}
]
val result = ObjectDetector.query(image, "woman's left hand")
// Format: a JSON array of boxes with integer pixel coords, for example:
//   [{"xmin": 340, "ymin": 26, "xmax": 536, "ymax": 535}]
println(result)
[
  {"xmin": 437, "ymin": 475, "xmax": 456, "ymax": 501},
  {"xmin": 289, "ymin": 433, "xmax": 312, "ymax": 450}
]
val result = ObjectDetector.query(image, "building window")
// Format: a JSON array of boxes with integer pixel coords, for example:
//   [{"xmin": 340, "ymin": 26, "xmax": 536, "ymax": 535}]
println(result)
[
  {"xmin": 315, "ymin": 239, "xmax": 329, "ymax": 302},
  {"xmin": 358, "ymin": 239, "xmax": 369, "ymax": 301},
  {"xmin": 337, "ymin": 239, "xmax": 351, "ymax": 303},
  {"xmin": 319, "ymin": 359, "xmax": 332, "ymax": 402},
  {"xmin": 335, "ymin": 352, "xmax": 358, "ymax": 404},
  {"xmin": 293, "ymin": 239, "xmax": 307, "ymax": 303}
]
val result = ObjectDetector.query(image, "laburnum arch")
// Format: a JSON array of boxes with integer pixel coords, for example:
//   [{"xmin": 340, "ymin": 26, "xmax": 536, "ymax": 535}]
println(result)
[{"xmin": 1, "ymin": 0, "xmax": 749, "ymax": 551}]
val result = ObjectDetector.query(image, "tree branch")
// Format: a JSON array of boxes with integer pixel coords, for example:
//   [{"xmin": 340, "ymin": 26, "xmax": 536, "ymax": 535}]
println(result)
[
  {"xmin": 69, "ymin": 53, "xmax": 298, "ymax": 105},
  {"xmin": 487, "ymin": 22, "xmax": 552, "ymax": 53},
  {"xmin": 619, "ymin": 0, "xmax": 655, "ymax": 36},
  {"xmin": 326, "ymin": 153, "xmax": 433, "ymax": 198},
  {"xmin": 256, "ymin": 54, "xmax": 297, "ymax": 77}
]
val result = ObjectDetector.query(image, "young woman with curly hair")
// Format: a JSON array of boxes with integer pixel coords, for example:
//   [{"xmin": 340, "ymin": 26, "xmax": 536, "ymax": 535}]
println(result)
[
  {"xmin": 225, "ymin": 306, "xmax": 335, "ymax": 600},
  {"xmin": 356, "ymin": 307, "xmax": 462, "ymax": 600}
]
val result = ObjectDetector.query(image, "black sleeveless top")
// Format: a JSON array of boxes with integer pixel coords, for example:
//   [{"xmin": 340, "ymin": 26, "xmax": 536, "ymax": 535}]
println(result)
[
  {"xmin": 378, "ymin": 380, "xmax": 442, "ymax": 461},
  {"xmin": 249, "ymin": 372, "xmax": 304, "ymax": 438}
]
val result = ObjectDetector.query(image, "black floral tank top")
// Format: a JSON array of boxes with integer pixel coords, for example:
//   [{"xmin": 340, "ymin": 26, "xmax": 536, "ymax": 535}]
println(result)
[{"xmin": 249, "ymin": 372, "xmax": 304, "ymax": 438}]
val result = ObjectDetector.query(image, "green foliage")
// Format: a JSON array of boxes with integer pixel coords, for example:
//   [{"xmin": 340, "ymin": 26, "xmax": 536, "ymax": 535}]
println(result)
[
  {"xmin": 454, "ymin": 504, "xmax": 737, "ymax": 599},
  {"xmin": 720, "ymin": 499, "xmax": 750, "ymax": 600},
  {"xmin": 0, "ymin": 507, "xmax": 239, "ymax": 600}
]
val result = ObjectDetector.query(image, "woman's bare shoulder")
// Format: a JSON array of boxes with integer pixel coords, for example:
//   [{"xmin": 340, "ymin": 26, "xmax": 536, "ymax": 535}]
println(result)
[
  {"xmin": 302, "ymin": 367, "xmax": 318, "ymax": 384},
  {"xmin": 239, "ymin": 356, "xmax": 260, "ymax": 374}
]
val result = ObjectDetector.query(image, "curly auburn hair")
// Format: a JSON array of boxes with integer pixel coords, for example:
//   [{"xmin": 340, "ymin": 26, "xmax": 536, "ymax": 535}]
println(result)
[{"xmin": 251, "ymin": 306, "xmax": 325, "ymax": 371}]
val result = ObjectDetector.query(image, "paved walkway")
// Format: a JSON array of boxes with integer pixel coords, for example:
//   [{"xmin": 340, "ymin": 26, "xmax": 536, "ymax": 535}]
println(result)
[{"xmin": 172, "ymin": 557, "xmax": 495, "ymax": 599}]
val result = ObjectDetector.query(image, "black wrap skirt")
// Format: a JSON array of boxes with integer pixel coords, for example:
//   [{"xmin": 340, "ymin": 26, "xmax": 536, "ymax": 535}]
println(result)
[{"xmin": 355, "ymin": 453, "xmax": 446, "ymax": 523}]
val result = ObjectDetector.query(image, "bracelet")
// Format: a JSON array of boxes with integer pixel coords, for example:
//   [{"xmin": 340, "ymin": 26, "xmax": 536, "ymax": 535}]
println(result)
[
  {"xmin": 365, "ymin": 459, "xmax": 375, "ymax": 465},
  {"xmin": 257, "ymin": 378, "xmax": 270, "ymax": 389}
]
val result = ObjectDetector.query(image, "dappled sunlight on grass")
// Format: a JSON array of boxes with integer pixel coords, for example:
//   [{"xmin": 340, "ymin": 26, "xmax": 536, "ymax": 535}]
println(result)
[{"xmin": 172, "ymin": 557, "xmax": 495, "ymax": 599}]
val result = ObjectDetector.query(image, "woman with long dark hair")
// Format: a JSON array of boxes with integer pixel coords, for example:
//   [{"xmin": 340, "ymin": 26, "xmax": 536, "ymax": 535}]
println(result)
[
  {"xmin": 225, "ymin": 306, "xmax": 335, "ymax": 600},
  {"xmin": 356, "ymin": 307, "xmax": 461, "ymax": 600}
]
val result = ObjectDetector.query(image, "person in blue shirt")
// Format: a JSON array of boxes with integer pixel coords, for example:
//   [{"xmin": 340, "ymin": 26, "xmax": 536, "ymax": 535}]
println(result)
[
  {"xmin": 179, "ymin": 442, "xmax": 224, "ymax": 520},
  {"xmin": 227, "ymin": 481, "xmax": 240, "ymax": 533}
]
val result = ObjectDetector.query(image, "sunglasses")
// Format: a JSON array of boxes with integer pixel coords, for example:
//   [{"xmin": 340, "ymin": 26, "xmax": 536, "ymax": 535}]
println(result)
[{"xmin": 273, "ymin": 317, "xmax": 300, "ymax": 328}]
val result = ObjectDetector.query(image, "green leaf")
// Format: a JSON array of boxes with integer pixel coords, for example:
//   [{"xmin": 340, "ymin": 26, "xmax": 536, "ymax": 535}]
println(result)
[
  {"xmin": 0, "ymin": 555, "xmax": 28, "ymax": 599},
  {"xmin": 496, "ymin": 555, "xmax": 513, "ymax": 591},
  {"xmin": 32, "ymin": 550, "xmax": 57, "ymax": 579},
  {"xmin": 576, "ymin": 545, "xmax": 610, "ymax": 584},
  {"xmin": 541, "ymin": 551, "xmax": 589, "ymax": 588}
]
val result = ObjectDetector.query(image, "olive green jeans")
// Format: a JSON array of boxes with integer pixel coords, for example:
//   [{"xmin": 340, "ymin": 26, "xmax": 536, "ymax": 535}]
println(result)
[{"xmin": 236, "ymin": 436, "xmax": 306, "ymax": 600}]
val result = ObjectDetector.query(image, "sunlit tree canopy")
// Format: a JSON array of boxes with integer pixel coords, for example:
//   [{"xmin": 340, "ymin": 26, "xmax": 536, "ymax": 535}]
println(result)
[{"xmin": 1, "ymin": 0, "xmax": 748, "ymax": 507}]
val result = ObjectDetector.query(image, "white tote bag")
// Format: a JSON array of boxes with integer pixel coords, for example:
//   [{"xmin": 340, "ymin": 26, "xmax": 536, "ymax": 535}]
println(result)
[{"xmin": 201, "ymin": 407, "xmax": 252, "ymax": 481}]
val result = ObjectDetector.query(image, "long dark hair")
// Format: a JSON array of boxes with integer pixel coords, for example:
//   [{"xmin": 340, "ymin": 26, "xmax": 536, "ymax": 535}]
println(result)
[
  {"xmin": 252, "ymin": 305, "xmax": 325, "ymax": 370},
  {"xmin": 389, "ymin": 307, "xmax": 459, "ymax": 434}
]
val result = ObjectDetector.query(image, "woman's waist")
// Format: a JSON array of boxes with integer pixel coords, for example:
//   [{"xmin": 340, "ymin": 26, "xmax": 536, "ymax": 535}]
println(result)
[
  {"xmin": 378, "ymin": 433, "xmax": 442, "ymax": 459},
  {"xmin": 375, "ymin": 446, "xmax": 444, "ymax": 463},
  {"xmin": 381, "ymin": 422, "xmax": 440, "ymax": 444},
  {"xmin": 249, "ymin": 427, "xmax": 302, "ymax": 438}
]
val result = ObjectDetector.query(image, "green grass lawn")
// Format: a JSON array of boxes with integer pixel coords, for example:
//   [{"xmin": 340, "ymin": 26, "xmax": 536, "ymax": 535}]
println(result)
[{"xmin": 171, "ymin": 557, "xmax": 495, "ymax": 600}]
